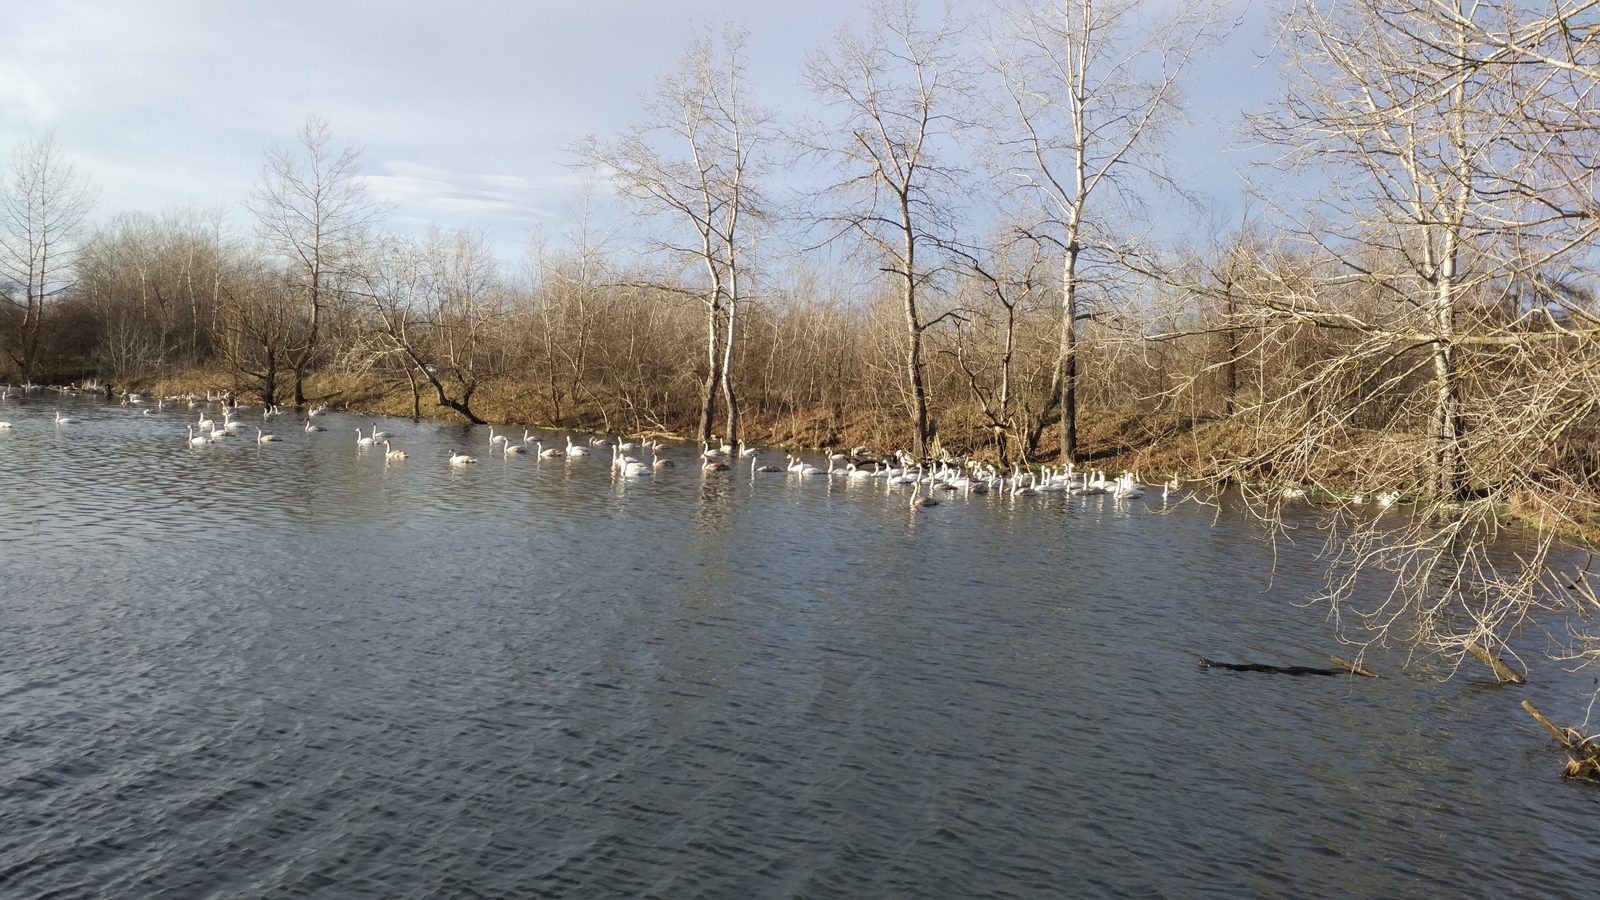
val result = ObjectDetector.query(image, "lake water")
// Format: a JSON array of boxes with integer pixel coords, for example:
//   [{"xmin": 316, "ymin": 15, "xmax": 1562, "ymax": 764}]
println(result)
[{"xmin": 2, "ymin": 396, "xmax": 1598, "ymax": 898}]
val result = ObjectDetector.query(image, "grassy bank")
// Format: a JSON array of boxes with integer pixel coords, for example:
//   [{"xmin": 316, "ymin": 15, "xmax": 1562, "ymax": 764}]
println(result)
[{"xmin": 138, "ymin": 366, "xmax": 1600, "ymax": 545}]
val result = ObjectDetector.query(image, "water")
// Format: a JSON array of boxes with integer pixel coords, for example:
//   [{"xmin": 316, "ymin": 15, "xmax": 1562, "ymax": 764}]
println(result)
[{"xmin": 2, "ymin": 397, "xmax": 1597, "ymax": 898}]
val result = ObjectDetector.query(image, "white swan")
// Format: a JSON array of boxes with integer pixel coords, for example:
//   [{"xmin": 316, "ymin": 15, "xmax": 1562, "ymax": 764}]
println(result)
[
  {"xmin": 304, "ymin": 419, "xmax": 325, "ymax": 433},
  {"xmin": 911, "ymin": 481, "xmax": 939, "ymax": 508},
  {"xmin": 357, "ymin": 427, "xmax": 375, "ymax": 446},
  {"xmin": 370, "ymin": 423, "xmax": 390, "ymax": 441},
  {"xmin": 256, "ymin": 427, "xmax": 281, "ymax": 444},
  {"xmin": 503, "ymin": 440, "xmax": 528, "ymax": 455},
  {"xmin": 187, "ymin": 425, "xmax": 209, "ymax": 446},
  {"xmin": 566, "ymin": 437, "xmax": 590, "ymax": 456},
  {"xmin": 533, "ymin": 438, "xmax": 563, "ymax": 458},
  {"xmin": 1113, "ymin": 473, "xmax": 1145, "ymax": 500},
  {"xmin": 488, "ymin": 426, "xmax": 508, "ymax": 445},
  {"xmin": 384, "ymin": 440, "xmax": 407, "ymax": 461},
  {"xmin": 55, "ymin": 410, "xmax": 78, "ymax": 424},
  {"xmin": 448, "ymin": 449, "xmax": 477, "ymax": 466}
]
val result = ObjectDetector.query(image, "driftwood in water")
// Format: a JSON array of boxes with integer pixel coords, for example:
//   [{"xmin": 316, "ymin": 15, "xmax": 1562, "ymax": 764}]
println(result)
[
  {"xmin": 1328, "ymin": 656, "xmax": 1381, "ymax": 678},
  {"xmin": 1464, "ymin": 641, "xmax": 1526, "ymax": 684},
  {"xmin": 1198, "ymin": 654, "xmax": 1380, "ymax": 678},
  {"xmin": 1522, "ymin": 700, "xmax": 1600, "ymax": 784},
  {"xmin": 1198, "ymin": 657, "xmax": 1344, "ymax": 677}
]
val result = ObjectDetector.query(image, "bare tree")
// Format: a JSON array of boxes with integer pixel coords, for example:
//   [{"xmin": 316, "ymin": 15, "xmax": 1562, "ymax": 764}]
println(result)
[
  {"xmin": 947, "ymin": 226, "xmax": 1053, "ymax": 464},
  {"xmin": 1225, "ymin": 0, "xmax": 1600, "ymax": 674},
  {"xmin": 0, "ymin": 133, "xmax": 96, "ymax": 379},
  {"xmin": 355, "ymin": 229, "xmax": 509, "ymax": 424},
  {"xmin": 991, "ymin": 0, "xmax": 1230, "ymax": 463},
  {"xmin": 215, "ymin": 259, "xmax": 296, "ymax": 406},
  {"xmin": 800, "ymin": 0, "xmax": 973, "ymax": 458},
  {"xmin": 582, "ymin": 25, "xmax": 771, "ymax": 444},
  {"xmin": 78, "ymin": 206, "xmax": 231, "ymax": 382},
  {"xmin": 247, "ymin": 116, "xmax": 381, "ymax": 407},
  {"xmin": 526, "ymin": 179, "xmax": 621, "ymax": 427}
]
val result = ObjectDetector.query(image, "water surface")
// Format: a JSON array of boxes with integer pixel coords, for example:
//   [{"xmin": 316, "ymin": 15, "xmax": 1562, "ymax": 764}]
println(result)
[{"xmin": 1, "ymin": 397, "xmax": 1597, "ymax": 898}]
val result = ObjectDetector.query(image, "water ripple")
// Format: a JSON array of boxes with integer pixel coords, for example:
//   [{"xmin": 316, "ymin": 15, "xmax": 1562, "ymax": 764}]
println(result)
[{"xmin": 2, "ymin": 398, "xmax": 1599, "ymax": 897}]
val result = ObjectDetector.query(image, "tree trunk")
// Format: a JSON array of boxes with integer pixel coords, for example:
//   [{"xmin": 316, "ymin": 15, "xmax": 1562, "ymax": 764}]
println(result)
[
  {"xmin": 902, "ymin": 207, "xmax": 929, "ymax": 459},
  {"xmin": 1057, "ymin": 246, "xmax": 1081, "ymax": 464},
  {"xmin": 1431, "ymin": 300, "xmax": 1465, "ymax": 501},
  {"xmin": 721, "ymin": 298, "xmax": 740, "ymax": 445},
  {"xmin": 1224, "ymin": 281, "xmax": 1239, "ymax": 418},
  {"xmin": 699, "ymin": 297, "xmax": 721, "ymax": 443},
  {"xmin": 263, "ymin": 348, "xmax": 277, "ymax": 408}
]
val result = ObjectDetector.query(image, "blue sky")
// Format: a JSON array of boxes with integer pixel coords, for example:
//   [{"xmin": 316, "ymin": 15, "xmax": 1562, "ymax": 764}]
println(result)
[{"xmin": 0, "ymin": 0, "xmax": 1277, "ymax": 264}]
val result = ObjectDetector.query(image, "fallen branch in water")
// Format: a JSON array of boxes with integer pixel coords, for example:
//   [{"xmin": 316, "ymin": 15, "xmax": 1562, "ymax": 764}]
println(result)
[
  {"xmin": 1522, "ymin": 701, "xmax": 1600, "ymax": 785},
  {"xmin": 1328, "ymin": 655, "xmax": 1381, "ymax": 678},
  {"xmin": 1465, "ymin": 641, "xmax": 1525, "ymax": 684},
  {"xmin": 1198, "ymin": 657, "xmax": 1345, "ymax": 677}
]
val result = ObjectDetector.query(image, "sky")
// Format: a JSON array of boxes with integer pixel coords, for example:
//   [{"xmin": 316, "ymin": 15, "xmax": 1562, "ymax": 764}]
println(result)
[{"xmin": 0, "ymin": 0, "xmax": 1280, "ymax": 265}]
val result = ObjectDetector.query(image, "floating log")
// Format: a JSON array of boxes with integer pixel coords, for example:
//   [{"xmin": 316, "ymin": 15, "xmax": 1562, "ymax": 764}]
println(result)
[
  {"xmin": 1329, "ymin": 655, "xmax": 1381, "ymax": 678},
  {"xmin": 1464, "ymin": 641, "xmax": 1526, "ymax": 684},
  {"xmin": 1522, "ymin": 700, "xmax": 1600, "ymax": 785},
  {"xmin": 1198, "ymin": 657, "xmax": 1344, "ymax": 677}
]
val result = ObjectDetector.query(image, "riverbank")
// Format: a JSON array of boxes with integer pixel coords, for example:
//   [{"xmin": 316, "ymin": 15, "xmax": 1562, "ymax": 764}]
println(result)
[{"xmin": 137, "ymin": 366, "xmax": 1600, "ymax": 545}]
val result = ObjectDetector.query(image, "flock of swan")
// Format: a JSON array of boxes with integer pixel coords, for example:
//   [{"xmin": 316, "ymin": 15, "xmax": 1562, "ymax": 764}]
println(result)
[
  {"xmin": 4, "ymin": 387, "xmax": 1182, "ymax": 510},
  {"xmin": 3, "ymin": 382, "xmax": 1416, "ymax": 513}
]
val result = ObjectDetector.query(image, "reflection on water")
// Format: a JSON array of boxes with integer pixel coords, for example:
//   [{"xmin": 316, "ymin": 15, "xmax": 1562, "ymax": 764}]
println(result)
[{"xmin": 2, "ymin": 396, "xmax": 1598, "ymax": 898}]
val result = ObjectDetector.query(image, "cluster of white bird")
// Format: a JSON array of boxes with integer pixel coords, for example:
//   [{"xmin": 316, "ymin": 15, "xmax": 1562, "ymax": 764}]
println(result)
[
  {"xmin": 622, "ymin": 438, "xmax": 1172, "ymax": 509},
  {"xmin": 9, "ymin": 389, "xmax": 1184, "ymax": 511},
  {"xmin": 448, "ymin": 427, "xmax": 676, "ymax": 470},
  {"xmin": 766, "ymin": 452, "xmax": 1163, "ymax": 508}
]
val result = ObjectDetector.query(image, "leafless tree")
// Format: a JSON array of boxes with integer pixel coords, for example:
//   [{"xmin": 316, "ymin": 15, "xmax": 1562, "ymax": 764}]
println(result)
[
  {"xmin": 355, "ymin": 229, "xmax": 510, "ymax": 424},
  {"xmin": 800, "ymin": 0, "xmax": 974, "ymax": 459},
  {"xmin": 1225, "ymin": 0, "xmax": 1600, "ymax": 673},
  {"xmin": 526, "ymin": 181, "xmax": 621, "ymax": 427},
  {"xmin": 582, "ymin": 25, "xmax": 771, "ymax": 444},
  {"xmin": 78, "ymin": 206, "xmax": 231, "ymax": 381},
  {"xmin": 947, "ymin": 226, "xmax": 1054, "ymax": 464},
  {"xmin": 214, "ymin": 258, "xmax": 296, "ymax": 406},
  {"xmin": 247, "ymin": 116, "xmax": 382, "ymax": 407},
  {"xmin": 990, "ymin": 0, "xmax": 1231, "ymax": 463},
  {"xmin": 0, "ymin": 133, "xmax": 96, "ymax": 380}
]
